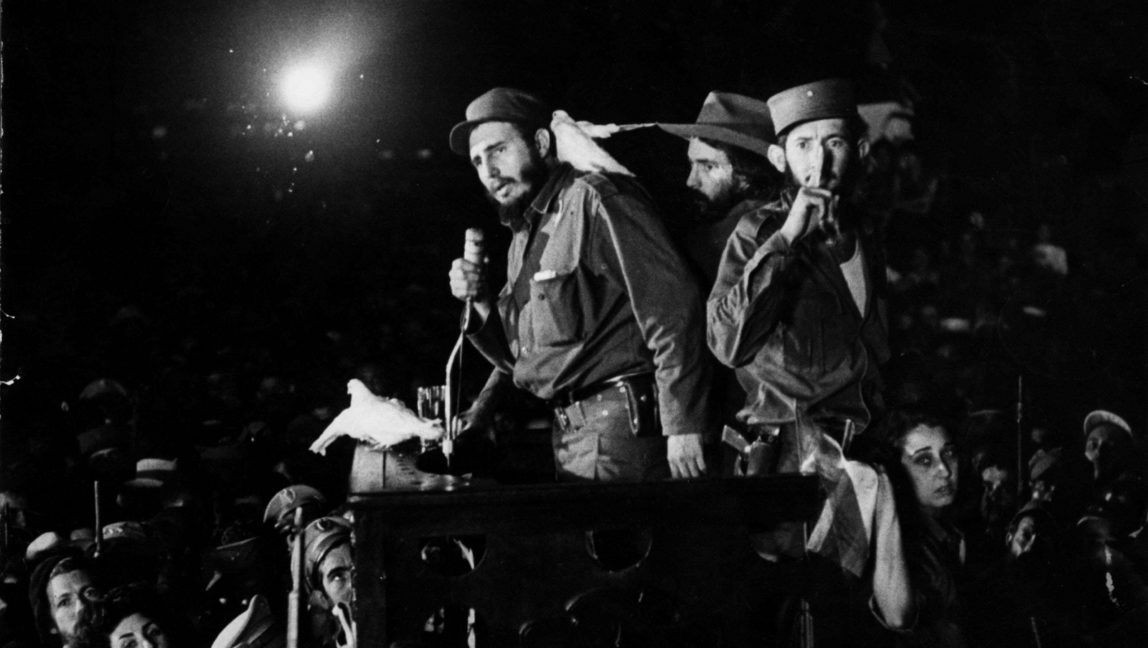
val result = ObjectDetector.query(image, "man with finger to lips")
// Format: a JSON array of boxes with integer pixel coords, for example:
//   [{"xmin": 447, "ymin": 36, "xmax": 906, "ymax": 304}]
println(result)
[{"xmin": 707, "ymin": 78, "xmax": 890, "ymax": 476}]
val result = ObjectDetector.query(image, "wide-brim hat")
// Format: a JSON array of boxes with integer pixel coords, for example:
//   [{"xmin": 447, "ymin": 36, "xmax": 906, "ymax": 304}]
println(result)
[
  {"xmin": 76, "ymin": 423, "xmax": 129, "ymax": 457},
  {"xmin": 656, "ymin": 91, "xmax": 774, "ymax": 158},
  {"xmin": 1082, "ymin": 409, "xmax": 1133, "ymax": 441},
  {"xmin": 1009, "ymin": 500, "xmax": 1055, "ymax": 532},
  {"xmin": 449, "ymin": 87, "xmax": 552, "ymax": 155},
  {"xmin": 767, "ymin": 78, "xmax": 859, "ymax": 137},
  {"xmin": 78, "ymin": 378, "xmax": 129, "ymax": 402},
  {"xmin": 124, "ymin": 457, "xmax": 178, "ymax": 489},
  {"xmin": 1028, "ymin": 447, "xmax": 1063, "ymax": 483}
]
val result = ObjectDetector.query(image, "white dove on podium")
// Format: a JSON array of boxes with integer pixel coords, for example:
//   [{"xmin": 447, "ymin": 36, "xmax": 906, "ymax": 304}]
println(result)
[{"xmin": 309, "ymin": 379, "xmax": 444, "ymax": 455}]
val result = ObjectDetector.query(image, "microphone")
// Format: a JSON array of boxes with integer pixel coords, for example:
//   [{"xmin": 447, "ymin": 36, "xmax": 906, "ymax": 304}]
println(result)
[{"xmin": 462, "ymin": 228, "xmax": 485, "ymax": 332}]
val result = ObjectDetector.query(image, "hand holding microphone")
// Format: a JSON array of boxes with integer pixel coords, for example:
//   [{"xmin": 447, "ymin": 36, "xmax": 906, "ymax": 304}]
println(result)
[{"xmin": 449, "ymin": 228, "xmax": 488, "ymax": 331}]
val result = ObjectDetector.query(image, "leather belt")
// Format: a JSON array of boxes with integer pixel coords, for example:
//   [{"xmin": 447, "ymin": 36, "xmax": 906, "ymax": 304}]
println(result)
[{"xmin": 550, "ymin": 372, "xmax": 654, "ymax": 409}]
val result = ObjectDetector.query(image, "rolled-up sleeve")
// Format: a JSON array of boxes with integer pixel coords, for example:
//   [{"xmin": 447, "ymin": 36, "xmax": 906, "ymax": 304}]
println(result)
[
  {"xmin": 594, "ymin": 186, "xmax": 711, "ymax": 437},
  {"xmin": 466, "ymin": 299, "xmax": 515, "ymax": 375},
  {"xmin": 706, "ymin": 218, "xmax": 799, "ymax": 368}
]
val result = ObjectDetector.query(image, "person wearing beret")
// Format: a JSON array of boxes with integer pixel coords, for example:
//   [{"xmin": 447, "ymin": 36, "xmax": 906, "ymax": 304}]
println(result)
[
  {"xmin": 302, "ymin": 517, "xmax": 354, "ymax": 648},
  {"xmin": 707, "ymin": 78, "xmax": 890, "ymax": 472},
  {"xmin": 447, "ymin": 87, "xmax": 712, "ymax": 481}
]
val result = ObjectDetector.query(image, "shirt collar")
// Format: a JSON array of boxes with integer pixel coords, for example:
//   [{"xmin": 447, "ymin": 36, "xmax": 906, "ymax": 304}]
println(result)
[
  {"xmin": 729, "ymin": 197, "xmax": 771, "ymax": 221},
  {"xmin": 529, "ymin": 162, "xmax": 574, "ymax": 216},
  {"xmin": 498, "ymin": 162, "xmax": 572, "ymax": 233}
]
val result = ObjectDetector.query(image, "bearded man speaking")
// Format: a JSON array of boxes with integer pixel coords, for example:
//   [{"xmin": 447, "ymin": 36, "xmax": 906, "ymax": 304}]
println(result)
[{"xmin": 448, "ymin": 87, "xmax": 711, "ymax": 482}]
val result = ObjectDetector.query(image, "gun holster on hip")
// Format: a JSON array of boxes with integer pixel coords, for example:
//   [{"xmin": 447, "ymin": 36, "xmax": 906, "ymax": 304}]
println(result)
[{"xmin": 617, "ymin": 373, "xmax": 660, "ymax": 438}]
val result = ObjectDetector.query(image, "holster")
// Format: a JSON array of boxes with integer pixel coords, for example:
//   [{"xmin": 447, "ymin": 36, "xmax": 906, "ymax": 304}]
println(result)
[
  {"xmin": 725, "ymin": 424, "xmax": 780, "ymax": 476},
  {"xmin": 618, "ymin": 374, "xmax": 660, "ymax": 438}
]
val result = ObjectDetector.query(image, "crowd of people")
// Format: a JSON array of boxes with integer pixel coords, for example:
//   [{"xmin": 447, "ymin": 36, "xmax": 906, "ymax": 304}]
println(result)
[{"xmin": 1, "ymin": 73, "xmax": 1145, "ymax": 648}]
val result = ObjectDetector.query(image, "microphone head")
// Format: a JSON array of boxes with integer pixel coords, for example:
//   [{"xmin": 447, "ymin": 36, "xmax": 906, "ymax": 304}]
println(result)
[{"xmin": 464, "ymin": 228, "xmax": 485, "ymax": 265}]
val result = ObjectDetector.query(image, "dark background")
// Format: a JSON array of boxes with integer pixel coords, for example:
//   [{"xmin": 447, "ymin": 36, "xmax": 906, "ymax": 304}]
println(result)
[{"xmin": 1, "ymin": 0, "xmax": 1146, "ymax": 457}]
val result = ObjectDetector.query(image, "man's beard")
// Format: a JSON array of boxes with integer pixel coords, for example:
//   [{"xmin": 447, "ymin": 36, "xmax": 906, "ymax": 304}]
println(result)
[
  {"xmin": 65, "ymin": 604, "xmax": 106, "ymax": 648},
  {"xmin": 488, "ymin": 154, "xmax": 549, "ymax": 228},
  {"xmin": 689, "ymin": 185, "xmax": 741, "ymax": 223}
]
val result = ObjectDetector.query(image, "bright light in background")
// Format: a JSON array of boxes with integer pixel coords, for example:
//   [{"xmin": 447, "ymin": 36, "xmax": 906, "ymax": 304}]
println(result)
[{"xmin": 281, "ymin": 64, "xmax": 333, "ymax": 114}]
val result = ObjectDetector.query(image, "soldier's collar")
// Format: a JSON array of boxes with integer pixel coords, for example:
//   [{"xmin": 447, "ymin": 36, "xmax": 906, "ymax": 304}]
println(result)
[{"xmin": 529, "ymin": 162, "xmax": 575, "ymax": 216}]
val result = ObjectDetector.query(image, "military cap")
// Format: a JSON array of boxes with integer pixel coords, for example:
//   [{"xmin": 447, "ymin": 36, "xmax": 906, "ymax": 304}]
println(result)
[
  {"xmin": 767, "ymin": 78, "xmax": 859, "ymax": 137},
  {"xmin": 101, "ymin": 520, "xmax": 151, "ymax": 543},
  {"xmin": 1082, "ymin": 409, "xmax": 1134, "ymax": 441},
  {"xmin": 302, "ymin": 516, "xmax": 352, "ymax": 592},
  {"xmin": 262, "ymin": 484, "xmax": 328, "ymax": 530},
  {"xmin": 449, "ymin": 87, "xmax": 552, "ymax": 155}
]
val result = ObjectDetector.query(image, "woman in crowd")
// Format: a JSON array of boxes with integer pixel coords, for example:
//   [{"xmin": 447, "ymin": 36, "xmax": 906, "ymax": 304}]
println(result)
[
  {"xmin": 880, "ymin": 411, "xmax": 966, "ymax": 648},
  {"xmin": 100, "ymin": 585, "xmax": 191, "ymax": 648}
]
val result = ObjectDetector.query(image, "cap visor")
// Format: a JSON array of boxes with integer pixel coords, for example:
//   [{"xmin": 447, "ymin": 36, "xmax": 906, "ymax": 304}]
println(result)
[{"xmin": 450, "ymin": 119, "xmax": 493, "ymax": 155}]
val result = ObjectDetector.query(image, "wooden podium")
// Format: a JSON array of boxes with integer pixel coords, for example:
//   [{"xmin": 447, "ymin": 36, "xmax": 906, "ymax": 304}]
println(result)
[{"xmin": 347, "ymin": 444, "xmax": 821, "ymax": 647}]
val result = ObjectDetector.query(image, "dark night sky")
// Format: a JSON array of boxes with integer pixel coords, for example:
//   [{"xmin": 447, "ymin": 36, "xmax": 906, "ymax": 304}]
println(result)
[{"xmin": 1, "ymin": 0, "xmax": 1146, "ymax": 426}]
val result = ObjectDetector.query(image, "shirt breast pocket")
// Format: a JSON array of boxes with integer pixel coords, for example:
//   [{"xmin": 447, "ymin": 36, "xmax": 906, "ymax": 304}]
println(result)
[{"xmin": 529, "ymin": 268, "xmax": 584, "ymax": 347}]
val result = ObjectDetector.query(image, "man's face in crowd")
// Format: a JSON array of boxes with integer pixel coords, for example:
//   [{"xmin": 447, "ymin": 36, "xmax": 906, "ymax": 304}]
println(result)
[
  {"xmin": 1031, "ymin": 477, "xmax": 1056, "ymax": 503},
  {"xmin": 47, "ymin": 569, "xmax": 100, "ymax": 645},
  {"xmin": 981, "ymin": 465, "xmax": 1014, "ymax": 502},
  {"xmin": 320, "ymin": 543, "xmax": 355, "ymax": 611},
  {"xmin": 1007, "ymin": 514, "xmax": 1039, "ymax": 558},
  {"xmin": 469, "ymin": 121, "xmax": 548, "ymax": 210},
  {"xmin": 1085, "ymin": 424, "xmax": 1128, "ymax": 479},
  {"xmin": 780, "ymin": 118, "xmax": 861, "ymax": 192},
  {"xmin": 686, "ymin": 138, "xmax": 741, "ymax": 219}
]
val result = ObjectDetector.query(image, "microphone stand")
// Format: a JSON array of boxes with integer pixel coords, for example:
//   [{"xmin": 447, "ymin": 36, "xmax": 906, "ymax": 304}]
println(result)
[{"xmin": 443, "ymin": 300, "xmax": 471, "ymax": 470}]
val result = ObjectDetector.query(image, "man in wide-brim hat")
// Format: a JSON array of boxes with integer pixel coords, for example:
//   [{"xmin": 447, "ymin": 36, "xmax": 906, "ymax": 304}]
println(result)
[{"xmin": 654, "ymin": 91, "xmax": 780, "ymax": 286}]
